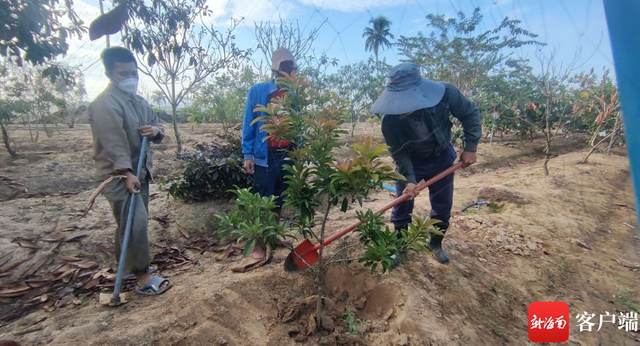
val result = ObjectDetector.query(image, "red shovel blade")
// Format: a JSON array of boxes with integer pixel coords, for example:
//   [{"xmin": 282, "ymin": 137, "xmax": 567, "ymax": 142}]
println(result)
[
  {"xmin": 283, "ymin": 162, "xmax": 463, "ymax": 274},
  {"xmin": 283, "ymin": 239, "xmax": 319, "ymax": 273}
]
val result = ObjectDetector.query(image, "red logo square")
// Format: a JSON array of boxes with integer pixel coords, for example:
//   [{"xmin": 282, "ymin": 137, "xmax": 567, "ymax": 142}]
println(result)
[{"xmin": 528, "ymin": 301, "xmax": 570, "ymax": 343}]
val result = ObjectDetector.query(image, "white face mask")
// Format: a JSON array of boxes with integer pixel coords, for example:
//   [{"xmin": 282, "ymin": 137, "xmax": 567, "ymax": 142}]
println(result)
[{"xmin": 117, "ymin": 77, "xmax": 139, "ymax": 95}]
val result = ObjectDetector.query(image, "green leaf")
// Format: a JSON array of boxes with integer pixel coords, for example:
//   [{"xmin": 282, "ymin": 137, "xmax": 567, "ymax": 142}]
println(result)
[
  {"xmin": 147, "ymin": 53, "xmax": 157, "ymax": 67},
  {"xmin": 243, "ymin": 239, "xmax": 256, "ymax": 258}
]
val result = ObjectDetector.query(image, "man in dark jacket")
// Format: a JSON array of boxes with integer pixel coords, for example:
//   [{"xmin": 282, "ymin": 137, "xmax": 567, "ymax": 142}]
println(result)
[{"xmin": 370, "ymin": 62, "xmax": 482, "ymax": 265}]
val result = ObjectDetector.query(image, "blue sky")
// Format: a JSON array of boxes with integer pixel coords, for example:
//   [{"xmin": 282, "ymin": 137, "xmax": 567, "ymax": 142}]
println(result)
[{"xmin": 67, "ymin": 0, "xmax": 615, "ymax": 100}]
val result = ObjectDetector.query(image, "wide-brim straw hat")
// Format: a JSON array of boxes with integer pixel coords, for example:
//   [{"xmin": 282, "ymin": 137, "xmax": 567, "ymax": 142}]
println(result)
[{"xmin": 370, "ymin": 62, "xmax": 445, "ymax": 115}]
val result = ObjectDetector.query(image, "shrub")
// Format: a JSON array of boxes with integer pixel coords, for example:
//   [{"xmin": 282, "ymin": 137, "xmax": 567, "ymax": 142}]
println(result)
[
  {"xmin": 251, "ymin": 72, "xmax": 441, "ymax": 330},
  {"xmin": 215, "ymin": 188, "xmax": 294, "ymax": 255},
  {"xmin": 162, "ymin": 134, "xmax": 253, "ymax": 201}
]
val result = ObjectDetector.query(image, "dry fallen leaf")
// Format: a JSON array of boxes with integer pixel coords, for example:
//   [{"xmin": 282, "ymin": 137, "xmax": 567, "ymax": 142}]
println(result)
[
  {"xmin": 53, "ymin": 269, "xmax": 76, "ymax": 281},
  {"xmin": 0, "ymin": 253, "xmax": 13, "ymax": 267},
  {"xmin": 78, "ymin": 175, "xmax": 126, "ymax": 219},
  {"xmin": 57, "ymin": 254, "xmax": 82, "ymax": 262},
  {"xmin": 42, "ymin": 232, "xmax": 67, "ymax": 242},
  {"xmin": 576, "ymin": 240, "xmax": 593, "ymax": 251},
  {"xmin": 64, "ymin": 234, "xmax": 89, "ymax": 243},
  {"xmin": 96, "ymin": 244, "xmax": 111, "ymax": 256},
  {"xmin": 25, "ymin": 279, "xmax": 52, "ymax": 289},
  {"xmin": 17, "ymin": 240, "xmax": 41, "ymax": 250},
  {"xmin": 150, "ymin": 214, "xmax": 170, "ymax": 227},
  {"xmin": 70, "ymin": 261, "xmax": 98, "ymax": 269},
  {"xmin": 20, "ymin": 256, "xmax": 51, "ymax": 279},
  {"xmin": 82, "ymin": 278, "xmax": 100, "ymax": 289},
  {"xmin": 42, "ymin": 303, "xmax": 57, "ymax": 313},
  {"xmin": 178, "ymin": 226, "xmax": 190, "ymax": 239},
  {"xmin": 51, "ymin": 263, "xmax": 72, "ymax": 276},
  {"xmin": 0, "ymin": 283, "xmax": 31, "ymax": 298}
]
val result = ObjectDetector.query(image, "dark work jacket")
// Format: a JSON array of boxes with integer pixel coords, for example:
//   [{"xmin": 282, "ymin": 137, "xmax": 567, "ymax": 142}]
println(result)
[{"xmin": 381, "ymin": 83, "xmax": 482, "ymax": 184}]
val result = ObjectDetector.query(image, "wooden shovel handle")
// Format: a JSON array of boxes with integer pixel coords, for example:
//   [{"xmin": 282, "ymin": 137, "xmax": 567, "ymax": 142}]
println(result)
[{"xmin": 318, "ymin": 162, "xmax": 463, "ymax": 249}]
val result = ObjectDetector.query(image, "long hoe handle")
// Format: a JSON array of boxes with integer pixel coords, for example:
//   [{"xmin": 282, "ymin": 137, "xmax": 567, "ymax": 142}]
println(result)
[
  {"xmin": 317, "ymin": 161, "xmax": 463, "ymax": 250},
  {"xmin": 111, "ymin": 136, "xmax": 149, "ymax": 306}
]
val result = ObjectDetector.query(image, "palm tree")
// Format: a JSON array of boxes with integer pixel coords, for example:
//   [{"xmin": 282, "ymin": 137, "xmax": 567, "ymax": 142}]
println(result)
[
  {"xmin": 363, "ymin": 16, "xmax": 394, "ymax": 66},
  {"xmin": 151, "ymin": 90, "xmax": 168, "ymax": 108}
]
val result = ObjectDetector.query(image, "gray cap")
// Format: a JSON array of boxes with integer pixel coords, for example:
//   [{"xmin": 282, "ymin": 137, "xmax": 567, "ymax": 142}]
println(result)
[
  {"xmin": 271, "ymin": 47, "xmax": 297, "ymax": 72},
  {"xmin": 370, "ymin": 62, "xmax": 445, "ymax": 115}
]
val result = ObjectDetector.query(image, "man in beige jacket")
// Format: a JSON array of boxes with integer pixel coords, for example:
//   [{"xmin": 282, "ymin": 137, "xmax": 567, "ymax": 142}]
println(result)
[{"xmin": 89, "ymin": 47, "xmax": 172, "ymax": 296}]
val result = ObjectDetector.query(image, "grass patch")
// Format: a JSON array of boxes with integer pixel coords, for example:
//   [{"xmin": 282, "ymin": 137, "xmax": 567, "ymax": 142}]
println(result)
[
  {"xmin": 616, "ymin": 288, "xmax": 639, "ymax": 313},
  {"xmin": 344, "ymin": 309, "xmax": 367, "ymax": 335},
  {"xmin": 487, "ymin": 203, "xmax": 501, "ymax": 213},
  {"xmin": 463, "ymin": 208, "xmax": 478, "ymax": 215}
]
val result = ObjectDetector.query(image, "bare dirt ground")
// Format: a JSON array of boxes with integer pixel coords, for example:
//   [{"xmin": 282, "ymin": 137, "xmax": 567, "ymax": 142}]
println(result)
[{"xmin": 0, "ymin": 123, "xmax": 638, "ymax": 345}]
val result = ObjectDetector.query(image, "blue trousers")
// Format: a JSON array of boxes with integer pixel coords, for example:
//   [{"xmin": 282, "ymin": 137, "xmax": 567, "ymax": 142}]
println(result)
[
  {"xmin": 254, "ymin": 149, "xmax": 290, "ymax": 207},
  {"xmin": 391, "ymin": 145, "xmax": 456, "ymax": 230}
]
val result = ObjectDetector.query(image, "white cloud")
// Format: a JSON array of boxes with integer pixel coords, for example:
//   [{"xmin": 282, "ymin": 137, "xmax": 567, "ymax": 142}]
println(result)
[
  {"xmin": 73, "ymin": 0, "xmax": 103, "ymax": 25},
  {"xmin": 297, "ymin": 0, "xmax": 406, "ymax": 12},
  {"xmin": 204, "ymin": 0, "xmax": 298, "ymax": 27}
]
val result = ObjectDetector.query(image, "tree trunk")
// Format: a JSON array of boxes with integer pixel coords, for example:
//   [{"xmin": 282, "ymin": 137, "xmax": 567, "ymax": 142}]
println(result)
[
  {"xmin": 41, "ymin": 113, "xmax": 53, "ymax": 138},
  {"xmin": 606, "ymin": 130, "xmax": 620, "ymax": 155},
  {"xmin": 543, "ymin": 102, "xmax": 551, "ymax": 176},
  {"xmin": 172, "ymin": 104, "xmax": 182, "ymax": 154},
  {"xmin": 316, "ymin": 194, "xmax": 332, "ymax": 332},
  {"xmin": 581, "ymin": 136, "xmax": 607, "ymax": 164},
  {"xmin": 222, "ymin": 121, "xmax": 229, "ymax": 136},
  {"xmin": 606, "ymin": 114, "xmax": 621, "ymax": 155},
  {"xmin": 588, "ymin": 125, "xmax": 601, "ymax": 147},
  {"xmin": 25, "ymin": 115, "xmax": 34, "ymax": 142},
  {"xmin": 581, "ymin": 126, "xmax": 619, "ymax": 163},
  {"xmin": 1, "ymin": 123, "xmax": 18, "ymax": 157},
  {"xmin": 581, "ymin": 116, "xmax": 622, "ymax": 163},
  {"xmin": 171, "ymin": 78, "xmax": 182, "ymax": 154},
  {"xmin": 35, "ymin": 116, "xmax": 40, "ymax": 142}
]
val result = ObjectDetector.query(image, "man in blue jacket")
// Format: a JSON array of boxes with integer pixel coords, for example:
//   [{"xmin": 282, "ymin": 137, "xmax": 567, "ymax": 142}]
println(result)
[
  {"xmin": 241, "ymin": 47, "xmax": 297, "ymax": 260},
  {"xmin": 370, "ymin": 62, "xmax": 482, "ymax": 265}
]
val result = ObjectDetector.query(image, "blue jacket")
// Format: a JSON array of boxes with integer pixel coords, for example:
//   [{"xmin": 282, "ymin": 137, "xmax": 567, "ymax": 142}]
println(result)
[{"xmin": 242, "ymin": 80, "xmax": 278, "ymax": 167}]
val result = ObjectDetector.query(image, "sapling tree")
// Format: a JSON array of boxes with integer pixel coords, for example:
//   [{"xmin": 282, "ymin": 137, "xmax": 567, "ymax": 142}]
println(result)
[
  {"xmin": 569, "ymin": 68, "xmax": 622, "ymax": 163},
  {"xmin": 526, "ymin": 50, "xmax": 577, "ymax": 176},
  {"xmin": 324, "ymin": 58, "xmax": 387, "ymax": 137},
  {"xmin": 0, "ymin": 100, "xmax": 18, "ymax": 157},
  {"xmin": 253, "ymin": 17, "xmax": 325, "ymax": 74},
  {"xmin": 253, "ymin": 73, "xmax": 442, "ymax": 331},
  {"xmin": 0, "ymin": 62, "xmax": 84, "ymax": 142},
  {"xmin": 123, "ymin": 0, "xmax": 248, "ymax": 153},
  {"xmin": 397, "ymin": 8, "xmax": 542, "ymax": 96},
  {"xmin": 216, "ymin": 188, "xmax": 293, "ymax": 257},
  {"xmin": 187, "ymin": 67, "xmax": 259, "ymax": 135}
]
